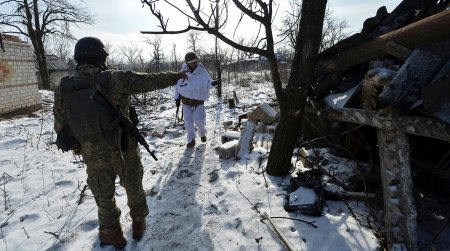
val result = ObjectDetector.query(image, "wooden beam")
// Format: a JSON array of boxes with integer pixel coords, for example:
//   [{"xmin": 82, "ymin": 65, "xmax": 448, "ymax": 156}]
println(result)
[
  {"xmin": 327, "ymin": 108, "xmax": 450, "ymax": 143},
  {"xmin": 384, "ymin": 41, "xmax": 411, "ymax": 61},
  {"xmin": 316, "ymin": 9, "xmax": 450, "ymax": 76},
  {"xmin": 377, "ymin": 128, "xmax": 417, "ymax": 250}
]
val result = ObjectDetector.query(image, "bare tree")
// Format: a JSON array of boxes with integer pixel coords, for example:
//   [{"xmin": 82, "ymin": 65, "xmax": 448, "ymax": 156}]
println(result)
[
  {"xmin": 103, "ymin": 41, "xmax": 121, "ymax": 70},
  {"xmin": 171, "ymin": 43, "xmax": 179, "ymax": 71},
  {"xmin": 140, "ymin": 0, "xmax": 327, "ymax": 176},
  {"xmin": 320, "ymin": 9, "xmax": 349, "ymax": 51},
  {"xmin": 280, "ymin": 1, "xmax": 349, "ymax": 53},
  {"xmin": 0, "ymin": 0, "xmax": 93, "ymax": 89},
  {"xmin": 186, "ymin": 30, "xmax": 202, "ymax": 53},
  {"xmin": 45, "ymin": 36, "xmax": 74, "ymax": 62},
  {"xmin": 144, "ymin": 35, "xmax": 164, "ymax": 72},
  {"xmin": 230, "ymin": 37, "xmax": 247, "ymax": 62},
  {"xmin": 118, "ymin": 43, "xmax": 143, "ymax": 70},
  {"xmin": 213, "ymin": 0, "xmax": 222, "ymax": 97}
]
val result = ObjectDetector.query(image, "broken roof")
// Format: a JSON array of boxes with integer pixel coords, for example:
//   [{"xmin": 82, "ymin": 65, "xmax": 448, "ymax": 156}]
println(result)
[
  {"xmin": 46, "ymin": 55, "xmax": 68, "ymax": 71},
  {"xmin": 315, "ymin": 0, "xmax": 450, "ymax": 124}
]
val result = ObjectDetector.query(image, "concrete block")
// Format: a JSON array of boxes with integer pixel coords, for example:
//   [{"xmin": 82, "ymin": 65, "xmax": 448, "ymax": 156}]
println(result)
[
  {"xmin": 152, "ymin": 125, "xmax": 166, "ymax": 138},
  {"xmin": 218, "ymin": 140, "xmax": 239, "ymax": 159},
  {"xmin": 221, "ymin": 130, "xmax": 241, "ymax": 143},
  {"xmin": 237, "ymin": 120, "xmax": 256, "ymax": 159},
  {"xmin": 248, "ymin": 102, "xmax": 278, "ymax": 124}
]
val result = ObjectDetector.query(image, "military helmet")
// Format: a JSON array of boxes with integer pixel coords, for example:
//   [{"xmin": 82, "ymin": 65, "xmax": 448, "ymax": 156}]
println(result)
[
  {"xmin": 74, "ymin": 37, "xmax": 108, "ymax": 63},
  {"xmin": 185, "ymin": 52, "xmax": 198, "ymax": 63}
]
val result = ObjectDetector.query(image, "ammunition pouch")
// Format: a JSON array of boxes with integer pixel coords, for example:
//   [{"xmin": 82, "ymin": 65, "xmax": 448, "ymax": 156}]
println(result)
[{"xmin": 56, "ymin": 127, "xmax": 80, "ymax": 152}]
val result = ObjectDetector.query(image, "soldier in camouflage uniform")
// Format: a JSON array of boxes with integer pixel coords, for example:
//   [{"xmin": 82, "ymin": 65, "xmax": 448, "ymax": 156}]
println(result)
[{"xmin": 53, "ymin": 37, "xmax": 185, "ymax": 249}]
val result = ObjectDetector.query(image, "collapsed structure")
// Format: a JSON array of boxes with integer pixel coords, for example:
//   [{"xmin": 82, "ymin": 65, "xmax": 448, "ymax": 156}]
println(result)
[
  {"xmin": 309, "ymin": 1, "xmax": 450, "ymax": 250},
  {"xmin": 218, "ymin": 1, "xmax": 449, "ymax": 250}
]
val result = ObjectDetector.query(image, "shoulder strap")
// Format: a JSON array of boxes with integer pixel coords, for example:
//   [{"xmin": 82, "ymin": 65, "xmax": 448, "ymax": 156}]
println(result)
[{"xmin": 96, "ymin": 71, "xmax": 112, "ymax": 95}]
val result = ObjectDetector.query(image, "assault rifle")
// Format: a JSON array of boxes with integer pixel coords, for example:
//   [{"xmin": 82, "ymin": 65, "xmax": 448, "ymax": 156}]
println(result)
[{"xmin": 90, "ymin": 89, "xmax": 158, "ymax": 161}]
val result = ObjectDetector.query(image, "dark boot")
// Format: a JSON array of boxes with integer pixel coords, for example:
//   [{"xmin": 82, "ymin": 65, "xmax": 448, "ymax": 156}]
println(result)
[
  {"xmin": 187, "ymin": 139, "xmax": 196, "ymax": 148},
  {"xmin": 201, "ymin": 136, "xmax": 207, "ymax": 142},
  {"xmin": 132, "ymin": 220, "xmax": 146, "ymax": 240},
  {"xmin": 99, "ymin": 229, "xmax": 127, "ymax": 249}
]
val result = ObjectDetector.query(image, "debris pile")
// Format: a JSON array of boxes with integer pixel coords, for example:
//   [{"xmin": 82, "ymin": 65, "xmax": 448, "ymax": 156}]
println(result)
[{"xmin": 306, "ymin": 1, "xmax": 450, "ymax": 250}]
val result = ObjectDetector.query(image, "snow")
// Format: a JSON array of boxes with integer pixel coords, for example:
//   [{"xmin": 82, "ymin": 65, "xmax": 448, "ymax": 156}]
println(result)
[
  {"xmin": 0, "ymin": 85, "xmax": 379, "ymax": 250},
  {"xmin": 289, "ymin": 187, "xmax": 318, "ymax": 206}
]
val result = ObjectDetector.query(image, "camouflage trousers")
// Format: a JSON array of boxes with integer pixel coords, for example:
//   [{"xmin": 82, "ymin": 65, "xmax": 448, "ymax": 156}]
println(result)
[{"xmin": 81, "ymin": 138, "xmax": 149, "ymax": 233}]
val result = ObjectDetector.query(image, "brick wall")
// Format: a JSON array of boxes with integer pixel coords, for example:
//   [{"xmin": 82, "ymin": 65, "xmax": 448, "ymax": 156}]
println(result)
[{"xmin": 0, "ymin": 35, "xmax": 41, "ymax": 115}]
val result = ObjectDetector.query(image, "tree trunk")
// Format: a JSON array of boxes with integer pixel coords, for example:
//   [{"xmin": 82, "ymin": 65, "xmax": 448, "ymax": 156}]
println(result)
[
  {"xmin": 23, "ymin": 0, "xmax": 51, "ymax": 90},
  {"xmin": 30, "ymin": 34, "xmax": 50, "ymax": 90},
  {"xmin": 266, "ymin": 0, "xmax": 327, "ymax": 176},
  {"xmin": 266, "ymin": 105, "xmax": 303, "ymax": 176},
  {"xmin": 215, "ymin": 37, "xmax": 222, "ymax": 98},
  {"xmin": 35, "ymin": 41, "xmax": 50, "ymax": 90},
  {"xmin": 215, "ymin": 0, "xmax": 222, "ymax": 98}
]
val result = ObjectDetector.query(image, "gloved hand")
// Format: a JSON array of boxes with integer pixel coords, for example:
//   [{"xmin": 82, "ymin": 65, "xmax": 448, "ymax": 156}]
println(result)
[
  {"xmin": 180, "ymin": 71, "xmax": 189, "ymax": 80},
  {"xmin": 211, "ymin": 80, "xmax": 220, "ymax": 86},
  {"xmin": 175, "ymin": 98, "xmax": 181, "ymax": 107}
]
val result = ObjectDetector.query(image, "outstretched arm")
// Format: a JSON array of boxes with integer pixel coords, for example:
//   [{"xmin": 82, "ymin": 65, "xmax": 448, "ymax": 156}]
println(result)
[{"xmin": 112, "ymin": 71, "xmax": 186, "ymax": 95}]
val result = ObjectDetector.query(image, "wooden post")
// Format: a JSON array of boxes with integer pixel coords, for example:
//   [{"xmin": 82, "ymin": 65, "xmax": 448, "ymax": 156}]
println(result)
[
  {"xmin": 377, "ymin": 128, "xmax": 417, "ymax": 250},
  {"xmin": 316, "ymin": 9, "xmax": 450, "ymax": 75},
  {"xmin": 326, "ymin": 107, "xmax": 450, "ymax": 249}
]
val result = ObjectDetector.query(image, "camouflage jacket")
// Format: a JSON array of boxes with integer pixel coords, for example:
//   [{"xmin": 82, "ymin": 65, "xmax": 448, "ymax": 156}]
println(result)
[
  {"xmin": 53, "ymin": 65, "xmax": 183, "ymax": 162},
  {"xmin": 54, "ymin": 64, "xmax": 183, "ymax": 136}
]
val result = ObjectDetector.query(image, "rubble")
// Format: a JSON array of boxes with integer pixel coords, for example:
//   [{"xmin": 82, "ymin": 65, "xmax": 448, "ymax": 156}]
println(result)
[
  {"xmin": 152, "ymin": 125, "xmax": 166, "ymax": 138},
  {"xmin": 237, "ymin": 120, "xmax": 256, "ymax": 160},
  {"xmin": 221, "ymin": 131, "xmax": 240, "ymax": 143},
  {"xmin": 218, "ymin": 140, "xmax": 239, "ymax": 160},
  {"xmin": 247, "ymin": 102, "xmax": 278, "ymax": 124},
  {"xmin": 306, "ymin": 2, "xmax": 450, "ymax": 250}
]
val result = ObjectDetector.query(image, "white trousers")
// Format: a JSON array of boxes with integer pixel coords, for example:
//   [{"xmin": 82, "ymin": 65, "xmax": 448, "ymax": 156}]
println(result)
[{"xmin": 182, "ymin": 104, "xmax": 206, "ymax": 142}]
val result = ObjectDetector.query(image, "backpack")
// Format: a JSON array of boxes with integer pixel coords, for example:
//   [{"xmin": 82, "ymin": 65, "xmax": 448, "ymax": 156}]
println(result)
[{"xmin": 59, "ymin": 71, "xmax": 118, "ymax": 144}]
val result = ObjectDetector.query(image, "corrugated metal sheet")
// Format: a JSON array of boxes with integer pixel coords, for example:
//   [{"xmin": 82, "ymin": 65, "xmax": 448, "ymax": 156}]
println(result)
[{"xmin": 46, "ymin": 55, "xmax": 68, "ymax": 71}]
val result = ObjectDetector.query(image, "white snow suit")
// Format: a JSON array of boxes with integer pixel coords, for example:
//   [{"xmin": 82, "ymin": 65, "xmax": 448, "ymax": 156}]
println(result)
[{"xmin": 174, "ymin": 63, "xmax": 214, "ymax": 143}]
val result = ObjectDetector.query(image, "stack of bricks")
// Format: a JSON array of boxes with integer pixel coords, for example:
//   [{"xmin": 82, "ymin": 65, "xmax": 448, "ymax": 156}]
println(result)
[{"xmin": 0, "ymin": 34, "xmax": 41, "ymax": 115}]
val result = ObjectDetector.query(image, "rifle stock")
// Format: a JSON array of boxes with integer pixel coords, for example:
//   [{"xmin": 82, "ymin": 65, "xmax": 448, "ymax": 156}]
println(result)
[{"xmin": 90, "ymin": 89, "xmax": 158, "ymax": 161}]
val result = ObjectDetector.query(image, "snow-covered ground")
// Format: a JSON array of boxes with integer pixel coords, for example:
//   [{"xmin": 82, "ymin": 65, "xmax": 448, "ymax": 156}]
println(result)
[{"xmin": 0, "ymin": 81, "xmax": 379, "ymax": 251}]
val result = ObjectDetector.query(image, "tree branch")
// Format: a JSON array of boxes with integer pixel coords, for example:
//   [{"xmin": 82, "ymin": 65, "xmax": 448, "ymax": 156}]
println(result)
[{"xmin": 231, "ymin": 0, "xmax": 265, "ymax": 23}]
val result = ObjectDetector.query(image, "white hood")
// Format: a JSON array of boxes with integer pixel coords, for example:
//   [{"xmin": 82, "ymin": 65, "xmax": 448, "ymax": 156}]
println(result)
[{"xmin": 174, "ymin": 63, "xmax": 213, "ymax": 101}]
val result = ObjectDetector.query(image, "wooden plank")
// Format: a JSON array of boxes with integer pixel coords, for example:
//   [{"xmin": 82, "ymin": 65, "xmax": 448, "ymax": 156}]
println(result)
[
  {"xmin": 316, "ymin": 9, "xmax": 450, "ymax": 76},
  {"xmin": 327, "ymin": 108, "xmax": 450, "ymax": 143}
]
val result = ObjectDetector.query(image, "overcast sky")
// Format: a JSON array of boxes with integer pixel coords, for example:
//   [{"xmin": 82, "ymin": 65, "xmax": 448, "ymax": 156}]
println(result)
[
  {"xmin": 70, "ymin": 0, "xmax": 402, "ymax": 59},
  {"xmin": 1, "ymin": 0, "xmax": 403, "ymax": 60}
]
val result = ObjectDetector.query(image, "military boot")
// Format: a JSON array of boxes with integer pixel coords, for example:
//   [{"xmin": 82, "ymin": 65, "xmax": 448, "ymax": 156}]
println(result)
[
  {"xmin": 99, "ymin": 229, "xmax": 127, "ymax": 249},
  {"xmin": 186, "ymin": 139, "xmax": 196, "ymax": 148},
  {"xmin": 132, "ymin": 220, "xmax": 146, "ymax": 240}
]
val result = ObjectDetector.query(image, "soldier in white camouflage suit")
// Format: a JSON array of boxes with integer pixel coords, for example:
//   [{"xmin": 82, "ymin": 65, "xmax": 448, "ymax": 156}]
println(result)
[
  {"xmin": 53, "ymin": 37, "xmax": 185, "ymax": 249},
  {"xmin": 174, "ymin": 52, "xmax": 219, "ymax": 147}
]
